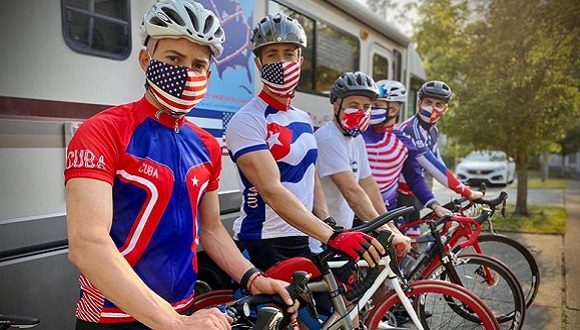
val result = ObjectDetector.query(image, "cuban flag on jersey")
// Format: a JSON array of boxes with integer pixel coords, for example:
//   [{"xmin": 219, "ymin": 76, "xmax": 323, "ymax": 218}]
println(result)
[{"xmin": 225, "ymin": 94, "xmax": 318, "ymax": 240}]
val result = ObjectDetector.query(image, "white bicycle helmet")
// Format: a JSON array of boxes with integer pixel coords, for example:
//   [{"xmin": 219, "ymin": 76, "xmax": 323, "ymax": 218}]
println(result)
[
  {"xmin": 376, "ymin": 80, "xmax": 407, "ymax": 103},
  {"xmin": 140, "ymin": 0, "xmax": 225, "ymax": 57}
]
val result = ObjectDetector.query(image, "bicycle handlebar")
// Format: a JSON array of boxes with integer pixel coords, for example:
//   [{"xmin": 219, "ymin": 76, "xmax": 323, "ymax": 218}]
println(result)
[
  {"xmin": 0, "ymin": 314, "xmax": 39, "ymax": 330},
  {"xmin": 221, "ymin": 271, "xmax": 311, "ymax": 329}
]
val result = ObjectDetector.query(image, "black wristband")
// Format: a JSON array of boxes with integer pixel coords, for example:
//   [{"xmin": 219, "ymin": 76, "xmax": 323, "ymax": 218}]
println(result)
[{"xmin": 240, "ymin": 267, "xmax": 262, "ymax": 291}]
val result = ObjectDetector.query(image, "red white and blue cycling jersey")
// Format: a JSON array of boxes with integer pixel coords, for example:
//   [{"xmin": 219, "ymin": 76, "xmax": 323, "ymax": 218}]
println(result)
[
  {"xmin": 64, "ymin": 97, "xmax": 221, "ymax": 324},
  {"xmin": 396, "ymin": 115, "xmax": 472, "ymax": 198},
  {"xmin": 363, "ymin": 126, "xmax": 437, "ymax": 209},
  {"xmin": 225, "ymin": 91, "xmax": 317, "ymax": 240}
]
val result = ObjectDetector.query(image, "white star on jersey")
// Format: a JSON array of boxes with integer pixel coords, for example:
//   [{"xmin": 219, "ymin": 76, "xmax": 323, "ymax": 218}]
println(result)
[
  {"xmin": 267, "ymin": 131, "xmax": 283, "ymax": 147},
  {"xmin": 191, "ymin": 177, "xmax": 199, "ymax": 186}
]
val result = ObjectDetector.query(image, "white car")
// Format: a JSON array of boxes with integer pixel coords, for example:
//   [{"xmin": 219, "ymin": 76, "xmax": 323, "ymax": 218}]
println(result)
[{"xmin": 456, "ymin": 151, "xmax": 516, "ymax": 187}]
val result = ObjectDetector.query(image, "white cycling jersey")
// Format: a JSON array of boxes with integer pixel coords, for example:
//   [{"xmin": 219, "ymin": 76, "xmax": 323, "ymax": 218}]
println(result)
[
  {"xmin": 309, "ymin": 121, "xmax": 371, "ymax": 252},
  {"xmin": 226, "ymin": 91, "xmax": 318, "ymax": 240}
]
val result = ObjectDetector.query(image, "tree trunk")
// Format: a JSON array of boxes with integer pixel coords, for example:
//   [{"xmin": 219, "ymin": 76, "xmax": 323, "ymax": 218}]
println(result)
[
  {"xmin": 561, "ymin": 152, "xmax": 566, "ymax": 177},
  {"xmin": 540, "ymin": 151, "xmax": 549, "ymax": 181},
  {"xmin": 515, "ymin": 151, "xmax": 529, "ymax": 215}
]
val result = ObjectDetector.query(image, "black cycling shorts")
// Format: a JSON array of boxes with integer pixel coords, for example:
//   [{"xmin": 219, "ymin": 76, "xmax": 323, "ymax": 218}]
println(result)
[
  {"xmin": 396, "ymin": 192, "xmax": 422, "ymax": 224},
  {"xmin": 239, "ymin": 236, "xmax": 312, "ymax": 271}
]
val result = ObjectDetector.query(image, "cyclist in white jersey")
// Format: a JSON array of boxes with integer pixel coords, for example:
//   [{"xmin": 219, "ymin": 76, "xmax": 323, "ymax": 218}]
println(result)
[
  {"xmin": 225, "ymin": 14, "xmax": 384, "ymax": 273},
  {"xmin": 309, "ymin": 72, "xmax": 411, "ymax": 255}
]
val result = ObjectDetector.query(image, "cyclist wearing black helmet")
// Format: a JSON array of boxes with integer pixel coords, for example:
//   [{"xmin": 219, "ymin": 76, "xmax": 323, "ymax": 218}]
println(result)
[
  {"xmin": 309, "ymin": 72, "xmax": 411, "ymax": 255},
  {"xmin": 225, "ymin": 15, "xmax": 385, "ymax": 274},
  {"xmin": 396, "ymin": 80, "xmax": 483, "ymax": 222}
]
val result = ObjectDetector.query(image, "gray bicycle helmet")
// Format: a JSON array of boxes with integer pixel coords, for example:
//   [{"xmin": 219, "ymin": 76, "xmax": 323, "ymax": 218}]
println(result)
[
  {"xmin": 376, "ymin": 80, "xmax": 407, "ymax": 103},
  {"xmin": 329, "ymin": 72, "xmax": 379, "ymax": 104},
  {"xmin": 418, "ymin": 80, "xmax": 453, "ymax": 102},
  {"xmin": 140, "ymin": 0, "xmax": 225, "ymax": 57},
  {"xmin": 251, "ymin": 13, "xmax": 307, "ymax": 56}
]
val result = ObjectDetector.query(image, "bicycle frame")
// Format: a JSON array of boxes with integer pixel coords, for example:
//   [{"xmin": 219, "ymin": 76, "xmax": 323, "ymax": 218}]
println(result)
[{"xmin": 307, "ymin": 254, "xmax": 424, "ymax": 330}]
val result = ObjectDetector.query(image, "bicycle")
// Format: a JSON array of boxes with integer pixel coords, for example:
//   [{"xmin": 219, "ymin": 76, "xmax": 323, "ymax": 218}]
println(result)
[
  {"xmin": 400, "ymin": 212, "xmax": 525, "ymax": 329},
  {"xmin": 264, "ymin": 207, "xmax": 500, "ymax": 329},
  {"xmin": 0, "ymin": 314, "xmax": 39, "ymax": 329},
  {"xmin": 443, "ymin": 191, "xmax": 540, "ymax": 309},
  {"xmin": 194, "ymin": 270, "xmax": 314, "ymax": 329}
]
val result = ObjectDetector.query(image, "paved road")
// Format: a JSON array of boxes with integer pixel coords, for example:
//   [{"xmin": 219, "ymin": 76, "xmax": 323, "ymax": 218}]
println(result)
[{"xmin": 429, "ymin": 180, "xmax": 578, "ymax": 329}]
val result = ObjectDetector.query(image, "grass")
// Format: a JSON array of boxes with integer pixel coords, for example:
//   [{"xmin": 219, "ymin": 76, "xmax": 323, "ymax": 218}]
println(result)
[
  {"xmin": 508, "ymin": 170, "xmax": 569, "ymax": 189},
  {"xmin": 482, "ymin": 203, "xmax": 567, "ymax": 235}
]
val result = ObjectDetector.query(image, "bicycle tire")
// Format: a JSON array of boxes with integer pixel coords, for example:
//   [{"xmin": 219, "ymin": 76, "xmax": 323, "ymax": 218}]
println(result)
[
  {"xmin": 365, "ymin": 279, "xmax": 500, "ymax": 330},
  {"xmin": 423, "ymin": 254, "xmax": 525, "ymax": 329},
  {"xmin": 453, "ymin": 233, "xmax": 540, "ymax": 309}
]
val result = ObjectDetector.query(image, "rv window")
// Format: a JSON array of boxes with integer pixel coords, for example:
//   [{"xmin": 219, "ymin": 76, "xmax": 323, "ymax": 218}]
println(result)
[
  {"xmin": 269, "ymin": 1, "xmax": 360, "ymax": 95},
  {"xmin": 393, "ymin": 49, "xmax": 403, "ymax": 82},
  {"xmin": 61, "ymin": 0, "xmax": 131, "ymax": 60},
  {"xmin": 372, "ymin": 54, "xmax": 390, "ymax": 81}
]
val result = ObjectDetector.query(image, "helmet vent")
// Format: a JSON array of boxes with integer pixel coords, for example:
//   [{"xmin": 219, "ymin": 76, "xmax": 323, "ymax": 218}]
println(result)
[
  {"xmin": 203, "ymin": 15, "xmax": 215, "ymax": 34},
  {"xmin": 185, "ymin": 8, "xmax": 199, "ymax": 32},
  {"xmin": 162, "ymin": 8, "xmax": 184, "ymax": 26},
  {"xmin": 150, "ymin": 17, "xmax": 168, "ymax": 28}
]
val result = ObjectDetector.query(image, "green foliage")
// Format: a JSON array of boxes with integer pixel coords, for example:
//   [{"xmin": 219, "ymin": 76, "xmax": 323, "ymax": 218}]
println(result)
[
  {"xmin": 414, "ymin": 0, "xmax": 580, "ymax": 156},
  {"xmin": 484, "ymin": 204, "xmax": 567, "ymax": 235},
  {"xmin": 413, "ymin": 0, "xmax": 580, "ymax": 213}
]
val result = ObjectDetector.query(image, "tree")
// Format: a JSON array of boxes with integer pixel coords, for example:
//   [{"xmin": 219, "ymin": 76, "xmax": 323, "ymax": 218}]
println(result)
[
  {"xmin": 414, "ymin": 0, "xmax": 580, "ymax": 215},
  {"xmin": 366, "ymin": 0, "xmax": 391, "ymax": 20}
]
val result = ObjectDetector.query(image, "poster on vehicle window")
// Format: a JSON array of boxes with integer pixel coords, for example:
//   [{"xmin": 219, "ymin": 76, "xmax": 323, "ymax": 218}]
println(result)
[{"xmin": 193, "ymin": 0, "xmax": 255, "ymax": 114}]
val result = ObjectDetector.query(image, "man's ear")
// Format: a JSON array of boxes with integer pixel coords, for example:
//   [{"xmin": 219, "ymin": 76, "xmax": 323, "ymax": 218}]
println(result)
[
  {"xmin": 138, "ymin": 48, "xmax": 150, "ymax": 71},
  {"xmin": 333, "ymin": 101, "xmax": 340, "ymax": 116},
  {"xmin": 298, "ymin": 56, "xmax": 305, "ymax": 67}
]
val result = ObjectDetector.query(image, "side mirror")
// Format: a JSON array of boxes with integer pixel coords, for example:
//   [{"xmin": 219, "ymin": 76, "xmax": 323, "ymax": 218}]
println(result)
[{"xmin": 508, "ymin": 157, "xmax": 514, "ymax": 163}]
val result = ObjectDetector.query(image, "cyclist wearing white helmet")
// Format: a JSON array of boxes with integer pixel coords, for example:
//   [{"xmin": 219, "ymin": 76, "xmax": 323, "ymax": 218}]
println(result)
[
  {"xmin": 396, "ymin": 80, "xmax": 483, "ymax": 221},
  {"xmin": 66, "ymin": 2, "xmax": 295, "ymax": 329},
  {"xmin": 226, "ymin": 15, "xmax": 385, "ymax": 274},
  {"xmin": 309, "ymin": 72, "xmax": 411, "ymax": 255},
  {"xmin": 362, "ymin": 80, "xmax": 451, "ymax": 224}
]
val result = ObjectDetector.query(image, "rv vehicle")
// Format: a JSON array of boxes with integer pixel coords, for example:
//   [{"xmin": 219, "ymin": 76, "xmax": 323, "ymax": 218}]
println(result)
[{"xmin": 0, "ymin": 0, "xmax": 426, "ymax": 327}]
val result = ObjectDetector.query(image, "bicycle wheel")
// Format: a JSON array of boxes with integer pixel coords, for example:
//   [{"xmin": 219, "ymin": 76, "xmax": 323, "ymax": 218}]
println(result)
[
  {"xmin": 424, "ymin": 254, "xmax": 525, "ymax": 329},
  {"xmin": 365, "ymin": 279, "xmax": 500, "ymax": 330},
  {"xmin": 453, "ymin": 233, "xmax": 540, "ymax": 309}
]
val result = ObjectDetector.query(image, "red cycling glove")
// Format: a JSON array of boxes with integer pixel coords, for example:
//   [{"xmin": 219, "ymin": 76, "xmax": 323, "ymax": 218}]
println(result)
[{"xmin": 326, "ymin": 231, "xmax": 374, "ymax": 261}]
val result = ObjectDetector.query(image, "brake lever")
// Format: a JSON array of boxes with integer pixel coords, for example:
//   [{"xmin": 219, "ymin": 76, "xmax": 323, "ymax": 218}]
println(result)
[{"xmin": 289, "ymin": 271, "xmax": 318, "ymax": 321}]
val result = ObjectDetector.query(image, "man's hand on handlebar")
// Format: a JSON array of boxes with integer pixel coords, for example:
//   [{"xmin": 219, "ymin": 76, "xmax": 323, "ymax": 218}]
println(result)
[
  {"xmin": 248, "ymin": 275, "xmax": 300, "ymax": 321},
  {"xmin": 432, "ymin": 203, "xmax": 453, "ymax": 217},
  {"xmin": 392, "ymin": 233, "xmax": 412, "ymax": 257},
  {"xmin": 469, "ymin": 190, "xmax": 484, "ymax": 201},
  {"xmin": 176, "ymin": 308, "xmax": 232, "ymax": 330},
  {"xmin": 327, "ymin": 231, "xmax": 385, "ymax": 267}
]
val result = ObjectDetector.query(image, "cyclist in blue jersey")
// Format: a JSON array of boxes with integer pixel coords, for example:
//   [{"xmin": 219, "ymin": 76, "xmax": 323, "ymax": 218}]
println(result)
[
  {"xmin": 65, "ymin": 2, "xmax": 296, "ymax": 329},
  {"xmin": 226, "ymin": 14, "xmax": 385, "ymax": 273},
  {"xmin": 309, "ymin": 72, "xmax": 411, "ymax": 255},
  {"xmin": 362, "ymin": 80, "xmax": 451, "ymax": 219},
  {"xmin": 396, "ymin": 80, "xmax": 483, "ymax": 220}
]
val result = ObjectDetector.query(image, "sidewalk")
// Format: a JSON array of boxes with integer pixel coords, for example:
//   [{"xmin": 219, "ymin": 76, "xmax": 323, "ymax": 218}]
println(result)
[
  {"xmin": 564, "ymin": 180, "xmax": 580, "ymax": 329},
  {"xmin": 431, "ymin": 180, "xmax": 580, "ymax": 329}
]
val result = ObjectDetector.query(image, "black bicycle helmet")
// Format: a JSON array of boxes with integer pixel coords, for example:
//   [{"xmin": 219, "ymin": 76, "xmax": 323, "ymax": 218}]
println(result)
[
  {"xmin": 329, "ymin": 72, "xmax": 379, "ymax": 104},
  {"xmin": 251, "ymin": 13, "xmax": 307, "ymax": 56},
  {"xmin": 418, "ymin": 80, "xmax": 453, "ymax": 102}
]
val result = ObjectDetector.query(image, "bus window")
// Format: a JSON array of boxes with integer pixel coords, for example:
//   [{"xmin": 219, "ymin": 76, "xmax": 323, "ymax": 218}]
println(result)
[
  {"xmin": 61, "ymin": 0, "xmax": 131, "ymax": 60},
  {"xmin": 269, "ymin": 1, "xmax": 360, "ymax": 95},
  {"xmin": 372, "ymin": 54, "xmax": 390, "ymax": 81}
]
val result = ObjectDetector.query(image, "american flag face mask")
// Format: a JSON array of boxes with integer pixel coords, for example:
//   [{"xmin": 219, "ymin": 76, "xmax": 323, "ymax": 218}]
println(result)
[
  {"xmin": 340, "ymin": 107, "xmax": 371, "ymax": 137},
  {"xmin": 260, "ymin": 61, "xmax": 301, "ymax": 98},
  {"xmin": 146, "ymin": 59, "xmax": 208, "ymax": 115}
]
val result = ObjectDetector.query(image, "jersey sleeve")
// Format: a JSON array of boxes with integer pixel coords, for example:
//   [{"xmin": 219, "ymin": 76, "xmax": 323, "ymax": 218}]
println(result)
[
  {"xmin": 206, "ymin": 135, "xmax": 223, "ymax": 192},
  {"xmin": 401, "ymin": 149, "xmax": 437, "ymax": 207},
  {"xmin": 225, "ymin": 111, "xmax": 268, "ymax": 161},
  {"xmin": 415, "ymin": 144, "xmax": 472, "ymax": 198},
  {"xmin": 64, "ymin": 117, "xmax": 120, "ymax": 185},
  {"xmin": 315, "ymin": 132, "xmax": 351, "ymax": 178}
]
